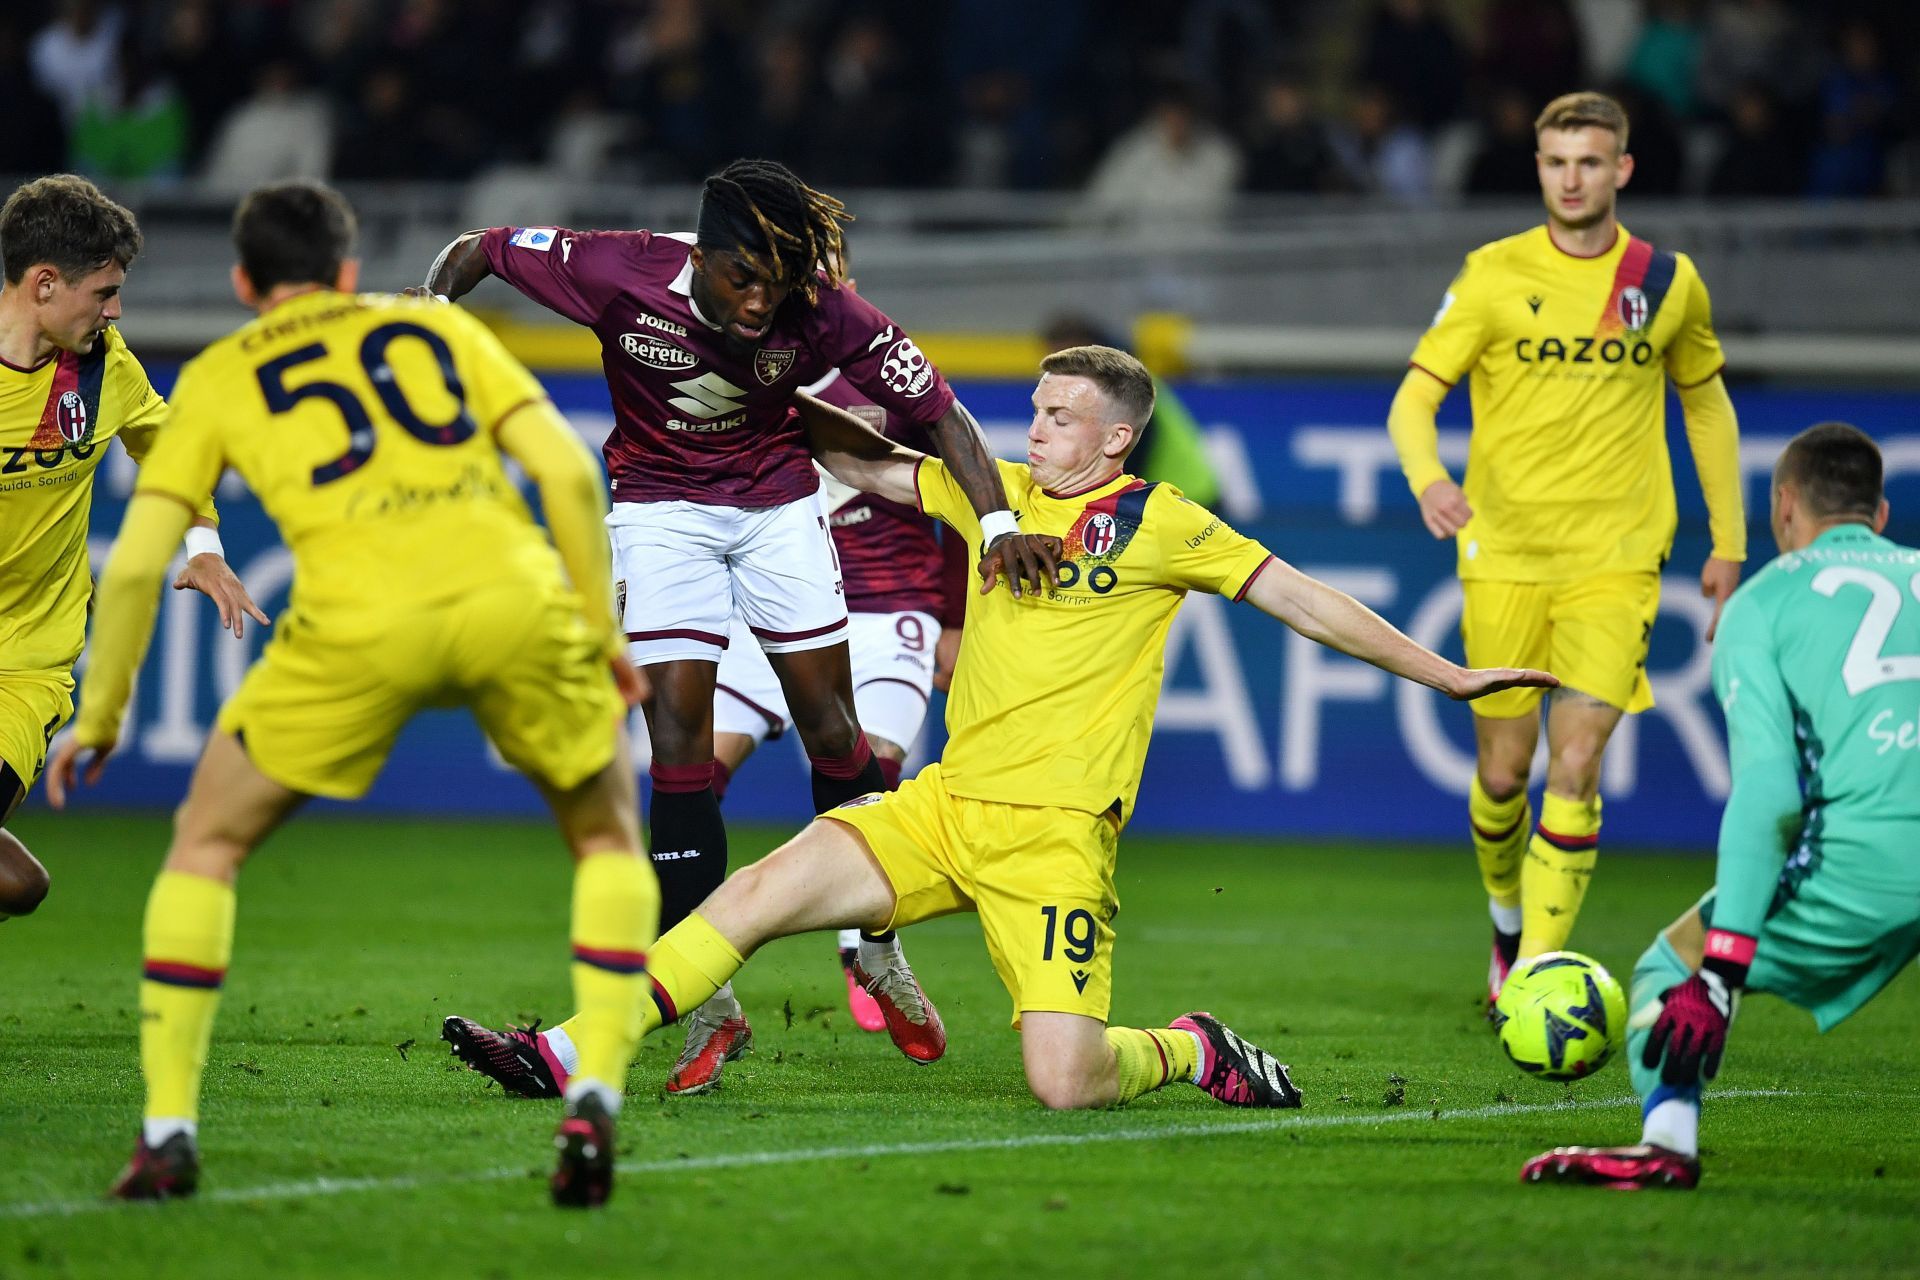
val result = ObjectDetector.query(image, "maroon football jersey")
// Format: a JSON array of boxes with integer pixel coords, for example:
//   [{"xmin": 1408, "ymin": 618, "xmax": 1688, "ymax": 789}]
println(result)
[
  {"xmin": 481, "ymin": 226, "xmax": 956, "ymax": 507},
  {"xmin": 808, "ymin": 370, "xmax": 947, "ymax": 616}
]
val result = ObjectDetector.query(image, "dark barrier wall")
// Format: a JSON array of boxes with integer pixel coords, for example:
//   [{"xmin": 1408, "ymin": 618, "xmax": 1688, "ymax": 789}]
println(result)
[{"xmin": 39, "ymin": 372, "xmax": 1920, "ymax": 849}]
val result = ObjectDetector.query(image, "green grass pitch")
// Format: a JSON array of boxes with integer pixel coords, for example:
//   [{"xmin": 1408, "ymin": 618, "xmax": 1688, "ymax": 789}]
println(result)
[{"xmin": 2, "ymin": 812, "xmax": 1916, "ymax": 1278}]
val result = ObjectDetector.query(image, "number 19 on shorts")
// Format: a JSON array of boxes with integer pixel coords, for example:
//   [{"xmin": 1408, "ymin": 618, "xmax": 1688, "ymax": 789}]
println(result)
[{"xmin": 1039, "ymin": 905, "xmax": 1097, "ymax": 964}]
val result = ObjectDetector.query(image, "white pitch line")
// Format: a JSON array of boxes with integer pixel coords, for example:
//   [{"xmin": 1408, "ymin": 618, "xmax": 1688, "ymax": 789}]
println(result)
[{"xmin": 0, "ymin": 1088, "xmax": 1793, "ymax": 1221}]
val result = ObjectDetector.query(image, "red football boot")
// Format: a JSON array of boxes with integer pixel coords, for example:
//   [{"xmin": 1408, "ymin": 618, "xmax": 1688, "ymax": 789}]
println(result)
[
  {"xmin": 1521, "ymin": 1143, "xmax": 1701, "ymax": 1190},
  {"xmin": 665, "ymin": 1002, "xmax": 753, "ymax": 1095},
  {"xmin": 852, "ymin": 947, "xmax": 946, "ymax": 1064}
]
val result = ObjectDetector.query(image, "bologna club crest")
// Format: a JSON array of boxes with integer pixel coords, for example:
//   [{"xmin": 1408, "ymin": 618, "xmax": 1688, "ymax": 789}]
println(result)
[
  {"xmin": 1084, "ymin": 512, "xmax": 1117, "ymax": 556},
  {"xmin": 55, "ymin": 390, "xmax": 89, "ymax": 444},
  {"xmin": 754, "ymin": 347, "xmax": 796, "ymax": 385},
  {"xmin": 1617, "ymin": 286, "xmax": 1649, "ymax": 333}
]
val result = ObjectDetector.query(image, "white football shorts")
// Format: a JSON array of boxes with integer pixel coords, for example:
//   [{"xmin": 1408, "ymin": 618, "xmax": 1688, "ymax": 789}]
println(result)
[
  {"xmin": 610, "ymin": 491, "xmax": 848, "ymax": 666},
  {"xmin": 715, "ymin": 609, "xmax": 941, "ymax": 753}
]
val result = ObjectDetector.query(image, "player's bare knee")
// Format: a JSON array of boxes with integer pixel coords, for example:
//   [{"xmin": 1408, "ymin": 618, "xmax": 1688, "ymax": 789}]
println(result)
[
  {"xmin": 0, "ymin": 831, "xmax": 50, "ymax": 917},
  {"xmin": 1476, "ymin": 763, "xmax": 1528, "ymax": 802},
  {"xmin": 1545, "ymin": 733, "xmax": 1606, "ymax": 797},
  {"xmin": 1023, "ymin": 1056, "xmax": 1106, "ymax": 1111},
  {"xmin": 793, "ymin": 708, "xmax": 860, "ymax": 758},
  {"xmin": 1023, "ymin": 1062, "xmax": 1089, "ymax": 1110}
]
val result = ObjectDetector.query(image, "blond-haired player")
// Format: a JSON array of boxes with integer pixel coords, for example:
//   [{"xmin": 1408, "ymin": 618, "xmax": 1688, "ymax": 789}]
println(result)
[
  {"xmin": 1386, "ymin": 92, "xmax": 1747, "ymax": 1003},
  {"xmin": 49, "ymin": 181, "xmax": 656, "ymax": 1209},
  {"xmin": 0, "ymin": 173, "xmax": 261, "ymax": 923},
  {"xmin": 608, "ymin": 345, "xmax": 1554, "ymax": 1114}
]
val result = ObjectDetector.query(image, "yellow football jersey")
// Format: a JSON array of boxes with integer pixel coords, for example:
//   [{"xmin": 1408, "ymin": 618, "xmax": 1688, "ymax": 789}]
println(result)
[
  {"xmin": 134, "ymin": 292, "xmax": 566, "ymax": 638},
  {"xmin": 1409, "ymin": 224, "xmax": 1736, "ymax": 581},
  {"xmin": 918, "ymin": 458, "xmax": 1271, "ymax": 822},
  {"xmin": 0, "ymin": 325, "xmax": 210, "ymax": 672}
]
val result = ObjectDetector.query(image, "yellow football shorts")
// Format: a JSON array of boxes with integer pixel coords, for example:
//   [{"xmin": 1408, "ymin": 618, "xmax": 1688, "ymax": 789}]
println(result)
[
  {"xmin": 217, "ymin": 582, "xmax": 622, "ymax": 799},
  {"xmin": 1460, "ymin": 572, "xmax": 1661, "ymax": 718},
  {"xmin": 828, "ymin": 762, "xmax": 1121, "ymax": 1028},
  {"xmin": 0, "ymin": 667, "xmax": 74, "ymax": 797}
]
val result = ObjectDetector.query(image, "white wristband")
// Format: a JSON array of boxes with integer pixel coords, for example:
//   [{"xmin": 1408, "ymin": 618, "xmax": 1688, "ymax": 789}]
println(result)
[
  {"xmin": 979, "ymin": 510, "xmax": 1020, "ymax": 546},
  {"xmin": 184, "ymin": 526, "xmax": 224, "ymax": 560}
]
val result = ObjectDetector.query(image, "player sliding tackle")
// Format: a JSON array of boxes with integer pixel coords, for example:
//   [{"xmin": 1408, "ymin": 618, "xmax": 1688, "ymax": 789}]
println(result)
[
  {"xmin": 1525, "ymin": 424, "xmax": 1920, "ymax": 1190},
  {"xmin": 605, "ymin": 345, "xmax": 1557, "ymax": 1110},
  {"xmin": 49, "ymin": 182, "xmax": 657, "ymax": 1209},
  {"xmin": 421, "ymin": 160, "xmax": 1053, "ymax": 1090}
]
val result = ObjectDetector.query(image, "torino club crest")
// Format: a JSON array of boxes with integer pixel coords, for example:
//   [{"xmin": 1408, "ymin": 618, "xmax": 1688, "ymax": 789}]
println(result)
[{"xmin": 754, "ymin": 347, "xmax": 796, "ymax": 386}]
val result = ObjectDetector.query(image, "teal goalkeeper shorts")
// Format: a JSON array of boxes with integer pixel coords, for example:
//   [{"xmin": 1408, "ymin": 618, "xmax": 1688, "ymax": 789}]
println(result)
[{"xmin": 1699, "ymin": 865, "xmax": 1920, "ymax": 1032}]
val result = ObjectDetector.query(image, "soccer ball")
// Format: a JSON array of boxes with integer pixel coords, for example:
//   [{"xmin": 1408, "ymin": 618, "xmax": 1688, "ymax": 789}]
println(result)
[{"xmin": 1492, "ymin": 951, "xmax": 1628, "ymax": 1080}]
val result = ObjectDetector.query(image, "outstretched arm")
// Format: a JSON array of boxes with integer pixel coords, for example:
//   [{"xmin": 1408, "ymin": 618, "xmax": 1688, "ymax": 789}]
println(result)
[
  {"xmin": 795, "ymin": 391, "xmax": 925, "ymax": 506},
  {"xmin": 418, "ymin": 230, "xmax": 493, "ymax": 302},
  {"xmin": 1241, "ymin": 556, "xmax": 1556, "ymax": 700},
  {"xmin": 928, "ymin": 400, "xmax": 1059, "ymax": 598}
]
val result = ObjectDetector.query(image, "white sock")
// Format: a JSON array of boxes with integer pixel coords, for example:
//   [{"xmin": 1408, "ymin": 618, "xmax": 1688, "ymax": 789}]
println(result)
[
  {"xmin": 143, "ymin": 1117, "xmax": 196, "ymax": 1147},
  {"xmin": 1489, "ymin": 898, "xmax": 1523, "ymax": 935},
  {"xmin": 1185, "ymin": 1030, "xmax": 1208, "ymax": 1085},
  {"xmin": 1641, "ymin": 1097, "xmax": 1700, "ymax": 1156},
  {"xmin": 542, "ymin": 1024, "xmax": 581, "ymax": 1074},
  {"xmin": 837, "ymin": 928, "xmax": 861, "ymax": 951},
  {"xmin": 858, "ymin": 933, "xmax": 903, "ymax": 970},
  {"xmin": 563, "ymin": 1076, "xmax": 621, "ymax": 1115},
  {"xmin": 702, "ymin": 982, "xmax": 739, "ymax": 1016}
]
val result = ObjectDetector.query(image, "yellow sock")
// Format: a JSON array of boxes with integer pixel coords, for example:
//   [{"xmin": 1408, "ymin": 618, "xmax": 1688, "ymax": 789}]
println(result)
[
  {"xmin": 1468, "ymin": 775, "xmax": 1529, "ymax": 908},
  {"xmin": 637, "ymin": 912, "xmax": 745, "ymax": 1038},
  {"xmin": 1520, "ymin": 792, "xmax": 1601, "ymax": 959},
  {"xmin": 567, "ymin": 852, "xmax": 660, "ymax": 1093},
  {"xmin": 139, "ymin": 870, "xmax": 236, "ymax": 1123},
  {"xmin": 1106, "ymin": 1026, "xmax": 1201, "ymax": 1105}
]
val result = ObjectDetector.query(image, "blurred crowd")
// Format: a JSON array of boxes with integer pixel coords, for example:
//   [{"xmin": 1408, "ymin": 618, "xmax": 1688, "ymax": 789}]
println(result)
[{"xmin": 1, "ymin": 0, "xmax": 1914, "ymax": 214}]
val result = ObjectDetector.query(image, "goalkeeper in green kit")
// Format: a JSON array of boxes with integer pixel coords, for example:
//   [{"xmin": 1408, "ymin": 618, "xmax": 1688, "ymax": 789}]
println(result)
[{"xmin": 1524, "ymin": 422, "xmax": 1920, "ymax": 1190}]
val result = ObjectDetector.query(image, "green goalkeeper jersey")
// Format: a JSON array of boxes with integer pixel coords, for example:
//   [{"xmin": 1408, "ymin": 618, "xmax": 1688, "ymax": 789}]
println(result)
[{"xmin": 1710, "ymin": 524, "xmax": 1920, "ymax": 937}]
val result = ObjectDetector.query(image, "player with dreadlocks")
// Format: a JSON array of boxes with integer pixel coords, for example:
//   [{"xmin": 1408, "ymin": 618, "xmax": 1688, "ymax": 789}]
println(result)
[{"xmin": 419, "ymin": 159, "xmax": 1058, "ymax": 1097}]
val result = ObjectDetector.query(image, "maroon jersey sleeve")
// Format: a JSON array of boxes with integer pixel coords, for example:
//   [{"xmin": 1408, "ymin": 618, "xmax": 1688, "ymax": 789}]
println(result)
[
  {"xmin": 809, "ymin": 287, "xmax": 956, "ymax": 426},
  {"xmin": 479, "ymin": 226, "xmax": 643, "ymax": 327}
]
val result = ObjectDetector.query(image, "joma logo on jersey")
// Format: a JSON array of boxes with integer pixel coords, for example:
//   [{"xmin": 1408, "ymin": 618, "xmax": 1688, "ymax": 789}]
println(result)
[
  {"xmin": 621, "ymin": 332, "xmax": 698, "ymax": 371},
  {"xmin": 634, "ymin": 311, "xmax": 688, "ymax": 338},
  {"xmin": 3, "ymin": 440, "xmax": 98, "ymax": 473},
  {"xmin": 1515, "ymin": 336, "xmax": 1655, "ymax": 366}
]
